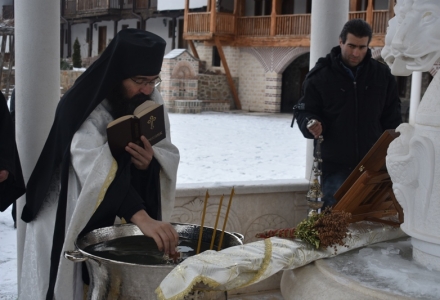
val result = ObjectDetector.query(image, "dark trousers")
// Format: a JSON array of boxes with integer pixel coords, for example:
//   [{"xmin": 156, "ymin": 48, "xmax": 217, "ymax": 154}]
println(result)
[{"xmin": 321, "ymin": 170, "xmax": 351, "ymax": 209}]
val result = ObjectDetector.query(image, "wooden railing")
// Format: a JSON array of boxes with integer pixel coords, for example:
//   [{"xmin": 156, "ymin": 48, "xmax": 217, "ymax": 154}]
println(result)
[
  {"xmin": 65, "ymin": 1, "xmax": 76, "ymax": 14},
  {"xmin": 109, "ymin": 0, "xmax": 120, "ymax": 9},
  {"xmin": 186, "ymin": 10, "xmax": 391, "ymax": 39},
  {"xmin": 372, "ymin": 10, "xmax": 389, "ymax": 34},
  {"xmin": 236, "ymin": 16, "xmax": 271, "ymax": 36},
  {"xmin": 135, "ymin": 0, "xmax": 149, "ymax": 9},
  {"xmin": 276, "ymin": 14, "xmax": 311, "ymax": 36},
  {"xmin": 216, "ymin": 13, "xmax": 235, "ymax": 35},
  {"xmin": 349, "ymin": 11, "xmax": 367, "ymax": 20},
  {"xmin": 77, "ymin": 0, "xmax": 108, "ymax": 11},
  {"xmin": 187, "ymin": 13, "xmax": 211, "ymax": 34}
]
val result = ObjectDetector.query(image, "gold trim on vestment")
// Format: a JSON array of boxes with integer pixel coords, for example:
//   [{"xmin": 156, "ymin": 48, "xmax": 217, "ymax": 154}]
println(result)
[{"xmin": 94, "ymin": 158, "xmax": 118, "ymax": 211}]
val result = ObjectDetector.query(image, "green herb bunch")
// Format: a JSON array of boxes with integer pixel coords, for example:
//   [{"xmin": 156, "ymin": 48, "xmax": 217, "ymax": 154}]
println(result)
[{"xmin": 296, "ymin": 208, "xmax": 351, "ymax": 250}]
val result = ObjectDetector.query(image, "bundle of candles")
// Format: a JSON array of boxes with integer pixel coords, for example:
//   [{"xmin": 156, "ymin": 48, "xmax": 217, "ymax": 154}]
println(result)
[{"xmin": 196, "ymin": 187, "xmax": 235, "ymax": 254}]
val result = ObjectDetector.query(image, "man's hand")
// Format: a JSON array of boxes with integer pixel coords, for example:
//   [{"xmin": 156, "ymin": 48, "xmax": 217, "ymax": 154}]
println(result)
[
  {"xmin": 125, "ymin": 136, "xmax": 154, "ymax": 170},
  {"xmin": 0, "ymin": 170, "xmax": 9, "ymax": 183},
  {"xmin": 307, "ymin": 119, "xmax": 322, "ymax": 139},
  {"xmin": 130, "ymin": 210, "xmax": 179, "ymax": 255}
]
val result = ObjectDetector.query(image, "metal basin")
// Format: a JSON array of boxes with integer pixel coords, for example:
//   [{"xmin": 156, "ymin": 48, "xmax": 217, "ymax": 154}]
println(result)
[{"xmin": 65, "ymin": 223, "xmax": 243, "ymax": 300}]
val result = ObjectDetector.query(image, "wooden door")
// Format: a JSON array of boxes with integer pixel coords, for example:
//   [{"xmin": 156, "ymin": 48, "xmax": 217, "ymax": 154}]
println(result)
[
  {"xmin": 98, "ymin": 26, "xmax": 107, "ymax": 55},
  {"xmin": 280, "ymin": 52, "xmax": 309, "ymax": 113}
]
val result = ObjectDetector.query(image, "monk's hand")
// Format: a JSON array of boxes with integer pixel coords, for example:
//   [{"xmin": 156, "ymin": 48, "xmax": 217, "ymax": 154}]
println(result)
[
  {"xmin": 125, "ymin": 136, "xmax": 154, "ymax": 170},
  {"xmin": 0, "ymin": 170, "xmax": 9, "ymax": 183},
  {"xmin": 131, "ymin": 210, "xmax": 179, "ymax": 255}
]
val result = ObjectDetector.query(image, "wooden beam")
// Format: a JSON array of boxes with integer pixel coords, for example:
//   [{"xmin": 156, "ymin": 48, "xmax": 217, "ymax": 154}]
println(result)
[
  {"xmin": 184, "ymin": 0, "xmax": 189, "ymax": 34},
  {"xmin": 366, "ymin": 0, "xmax": 374, "ymax": 25},
  {"xmin": 349, "ymin": 0, "xmax": 357, "ymax": 11},
  {"xmin": 88, "ymin": 22, "xmax": 93, "ymax": 57},
  {"xmin": 214, "ymin": 36, "xmax": 241, "ymax": 110},
  {"xmin": 388, "ymin": 0, "xmax": 395, "ymax": 18},
  {"xmin": 188, "ymin": 40, "xmax": 200, "ymax": 59},
  {"xmin": 210, "ymin": 0, "xmax": 216, "ymax": 33},
  {"xmin": 0, "ymin": 34, "xmax": 7, "ymax": 86},
  {"xmin": 270, "ymin": 0, "xmax": 277, "ymax": 36},
  {"xmin": 183, "ymin": 33, "xmax": 213, "ymax": 40}
]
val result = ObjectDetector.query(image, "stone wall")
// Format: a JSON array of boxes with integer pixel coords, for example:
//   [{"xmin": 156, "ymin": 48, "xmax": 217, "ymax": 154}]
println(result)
[
  {"xmin": 198, "ymin": 73, "xmax": 238, "ymax": 107},
  {"xmin": 60, "ymin": 70, "xmax": 83, "ymax": 95}
]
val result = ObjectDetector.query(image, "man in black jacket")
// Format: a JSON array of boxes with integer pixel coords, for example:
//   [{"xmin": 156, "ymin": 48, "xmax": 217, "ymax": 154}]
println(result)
[{"xmin": 294, "ymin": 19, "xmax": 402, "ymax": 209}]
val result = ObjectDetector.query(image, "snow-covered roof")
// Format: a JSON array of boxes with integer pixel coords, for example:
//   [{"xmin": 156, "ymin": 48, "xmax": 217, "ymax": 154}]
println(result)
[
  {"xmin": 157, "ymin": 0, "xmax": 206, "ymax": 11},
  {"xmin": 164, "ymin": 48, "xmax": 198, "ymax": 61}
]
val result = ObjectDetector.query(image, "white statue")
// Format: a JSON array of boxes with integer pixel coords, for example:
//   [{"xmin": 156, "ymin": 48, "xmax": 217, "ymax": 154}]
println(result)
[{"xmin": 383, "ymin": 0, "xmax": 440, "ymax": 270}]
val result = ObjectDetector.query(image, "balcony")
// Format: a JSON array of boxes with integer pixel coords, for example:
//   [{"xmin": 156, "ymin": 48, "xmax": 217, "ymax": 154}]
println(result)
[
  {"xmin": 63, "ymin": 0, "xmax": 152, "ymax": 19},
  {"xmin": 184, "ymin": 10, "xmax": 390, "ymax": 48}
]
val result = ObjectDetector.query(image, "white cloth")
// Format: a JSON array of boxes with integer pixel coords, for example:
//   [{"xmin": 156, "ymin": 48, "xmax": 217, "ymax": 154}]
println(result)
[
  {"xmin": 19, "ymin": 89, "xmax": 179, "ymax": 300},
  {"xmin": 156, "ymin": 220, "xmax": 407, "ymax": 300}
]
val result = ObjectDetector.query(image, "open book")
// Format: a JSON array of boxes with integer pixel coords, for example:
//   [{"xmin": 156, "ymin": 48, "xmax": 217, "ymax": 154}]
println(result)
[{"xmin": 107, "ymin": 100, "xmax": 166, "ymax": 158}]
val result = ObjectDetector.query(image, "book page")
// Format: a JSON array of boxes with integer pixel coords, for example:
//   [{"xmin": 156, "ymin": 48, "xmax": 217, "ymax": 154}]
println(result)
[
  {"xmin": 107, "ymin": 115, "xmax": 133, "ymax": 128},
  {"xmin": 134, "ymin": 100, "xmax": 158, "ymax": 116}
]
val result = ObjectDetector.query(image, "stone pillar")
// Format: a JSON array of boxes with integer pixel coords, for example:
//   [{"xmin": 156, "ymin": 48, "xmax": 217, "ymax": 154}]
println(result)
[
  {"xmin": 305, "ymin": 0, "xmax": 349, "ymax": 179},
  {"xmin": 15, "ymin": 0, "xmax": 60, "ymax": 289},
  {"xmin": 264, "ymin": 72, "xmax": 282, "ymax": 113},
  {"xmin": 409, "ymin": 71, "xmax": 422, "ymax": 126}
]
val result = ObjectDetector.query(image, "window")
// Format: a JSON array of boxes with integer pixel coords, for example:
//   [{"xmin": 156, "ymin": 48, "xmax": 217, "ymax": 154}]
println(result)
[{"xmin": 212, "ymin": 46, "xmax": 221, "ymax": 67}]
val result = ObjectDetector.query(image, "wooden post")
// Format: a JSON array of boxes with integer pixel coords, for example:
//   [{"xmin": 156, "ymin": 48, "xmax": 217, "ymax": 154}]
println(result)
[
  {"xmin": 5, "ymin": 34, "xmax": 14, "ymax": 99},
  {"xmin": 88, "ymin": 22, "xmax": 93, "ymax": 57},
  {"xmin": 349, "ymin": 0, "xmax": 357, "ymax": 11},
  {"xmin": 210, "ymin": 0, "xmax": 216, "ymax": 33},
  {"xmin": 366, "ymin": 0, "xmax": 374, "ymax": 25},
  {"xmin": 270, "ymin": 0, "xmax": 277, "ymax": 36},
  {"xmin": 184, "ymin": 0, "xmax": 189, "ymax": 34},
  {"xmin": 0, "ymin": 33, "xmax": 7, "ymax": 82},
  {"xmin": 233, "ymin": 0, "xmax": 239, "ymax": 35},
  {"xmin": 388, "ymin": 0, "xmax": 395, "ymax": 18},
  {"xmin": 214, "ymin": 36, "xmax": 241, "ymax": 110},
  {"xmin": 188, "ymin": 40, "xmax": 200, "ymax": 59}
]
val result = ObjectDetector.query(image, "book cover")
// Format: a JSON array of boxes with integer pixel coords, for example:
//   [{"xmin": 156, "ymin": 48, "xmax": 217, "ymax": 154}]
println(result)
[{"xmin": 107, "ymin": 101, "xmax": 166, "ymax": 158}]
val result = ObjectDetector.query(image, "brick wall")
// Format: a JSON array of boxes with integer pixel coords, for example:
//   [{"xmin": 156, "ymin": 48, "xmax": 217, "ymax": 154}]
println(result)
[{"xmin": 238, "ymin": 50, "xmax": 267, "ymax": 112}]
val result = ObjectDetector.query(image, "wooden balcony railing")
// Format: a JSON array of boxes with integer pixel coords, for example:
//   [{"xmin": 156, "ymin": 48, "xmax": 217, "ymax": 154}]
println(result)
[
  {"xmin": 65, "ymin": 0, "xmax": 150, "ymax": 14},
  {"xmin": 349, "ymin": 11, "xmax": 367, "ymax": 20},
  {"xmin": 216, "ymin": 13, "xmax": 235, "ymax": 35},
  {"xmin": 276, "ymin": 14, "xmax": 311, "ymax": 36},
  {"xmin": 237, "ymin": 16, "xmax": 271, "ymax": 36},
  {"xmin": 77, "ymin": 0, "xmax": 107, "ymax": 11},
  {"xmin": 135, "ymin": 0, "xmax": 149, "ymax": 9},
  {"xmin": 65, "ymin": 1, "xmax": 76, "ymax": 14},
  {"xmin": 371, "ymin": 10, "xmax": 389, "ymax": 34},
  {"xmin": 187, "ymin": 12, "xmax": 211, "ymax": 34}
]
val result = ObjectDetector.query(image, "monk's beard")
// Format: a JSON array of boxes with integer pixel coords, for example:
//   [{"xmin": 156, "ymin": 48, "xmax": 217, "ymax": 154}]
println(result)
[{"xmin": 107, "ymin": 83, "xmax": 151, "ymax": 119}]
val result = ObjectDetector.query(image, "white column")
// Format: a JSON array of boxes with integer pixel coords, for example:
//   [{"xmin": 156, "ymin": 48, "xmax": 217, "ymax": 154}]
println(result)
[
  {"xmin": 305, "ymin": 0, "xmax": 349, "ymax": 178},
  {"xmin": 15, "ymin": 0, "xmax": 60, "ymax": 290},
  {"xmin": 409, "ymin": 71, "xmax": 422, "ymax": 126}
]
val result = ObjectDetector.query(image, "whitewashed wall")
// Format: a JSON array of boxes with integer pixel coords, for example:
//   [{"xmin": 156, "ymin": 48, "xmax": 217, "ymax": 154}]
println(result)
[{"xmin": 62, "ymin": 16, "xmax": 183, "ymax": 59}]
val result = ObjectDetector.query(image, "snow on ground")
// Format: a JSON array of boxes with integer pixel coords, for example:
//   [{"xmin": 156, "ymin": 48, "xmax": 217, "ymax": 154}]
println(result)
[{"xmin": 0, "ymin": 111, "xmax": 306, "ymax": 299}]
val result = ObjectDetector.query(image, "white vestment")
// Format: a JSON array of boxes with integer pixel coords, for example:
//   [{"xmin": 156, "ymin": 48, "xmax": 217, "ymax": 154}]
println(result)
[{"xmin": 19, "ymin": 90, "xmax": 179, "ymax": 300}]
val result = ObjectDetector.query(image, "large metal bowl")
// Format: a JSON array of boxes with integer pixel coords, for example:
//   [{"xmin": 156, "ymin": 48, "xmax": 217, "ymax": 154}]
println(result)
[{"xmin": 65, "ymin": 223, "xmax": 243, "ymax": 300}]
